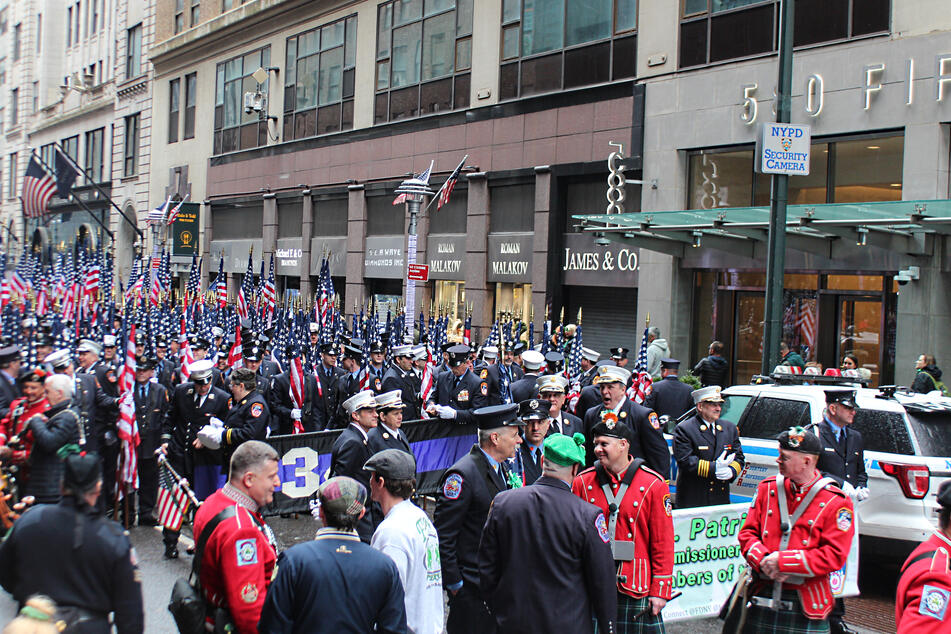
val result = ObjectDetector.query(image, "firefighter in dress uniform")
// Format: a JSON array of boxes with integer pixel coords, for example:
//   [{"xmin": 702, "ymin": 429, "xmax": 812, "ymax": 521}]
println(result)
[
  {"xmin": 330, "ymin": 390, "xmax": 382, "ymax": 543},
  {"xmin": 381, "ymin": 344, "xmax": 423, "ymax": 420},
  {"xmin": 197, "ymin": 367, "xmax": 270, "ymax": 470},
  {"xmin": 536, "ymin": 374, "xmax": 584, "ymax": 438},
  {"xmin": 644, "ymin": 359, "xmax": 694, "ymax": 420},
  {"xmin": 737, "ymin": 426, "xmax": 856, "ymax": 633},
  {"xmin": 367, "ymin": 390, "xmax": 413, "ymax": 456},
  {"xmin": 428, "ymin": 344, "xmax": 489, "ymax": 425}
]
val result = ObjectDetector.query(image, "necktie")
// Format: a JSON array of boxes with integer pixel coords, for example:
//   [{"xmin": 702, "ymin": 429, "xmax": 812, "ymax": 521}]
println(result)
[
  {"xmin": 140, "ymin": 385, "xmax": 147, "ymax": 401},
  {"xmin": 837, "ymin": 429, "xmax": 846, "ymax": 451},
  {"xmin": 497, "ymin": 464, "xmax": 507, "ymax": 489}
]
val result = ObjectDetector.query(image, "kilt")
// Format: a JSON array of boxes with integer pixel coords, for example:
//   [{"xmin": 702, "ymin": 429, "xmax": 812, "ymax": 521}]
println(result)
[
  {"xmin": 595, "ymin": 594, "xmax": 666, "ymax": 634},
  {"xmin": 741, "ymin": 591, "xmax": 830, "ymax": 634}
]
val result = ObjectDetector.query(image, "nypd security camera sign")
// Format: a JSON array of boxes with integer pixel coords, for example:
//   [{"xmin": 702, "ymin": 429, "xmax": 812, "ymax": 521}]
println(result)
[{"xmin": 755, "ymin": 122, "xmax": 811, "ymax": 176}]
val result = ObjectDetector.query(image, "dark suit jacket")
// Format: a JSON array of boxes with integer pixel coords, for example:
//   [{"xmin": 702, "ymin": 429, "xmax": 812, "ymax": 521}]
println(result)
[
  {"xmin": 574, "ymin": 384, "xmax": 602, "ymax": 419},
  {"xmin": 516, "ymin": 443, "xmax": 544, "ymax": 486},
  {"xmin": 583, "ymin": 399, "xmax": 671, "ymax": 479},
  {"xmin": 672, "ymin": 414, "xmax": 744, "ymax": 508},
  {"xmin": 315, "ymin": 364, "xmax": 346, "ymax": 430},
  {"xmin": 434, "ymin": 369, "xmax": 488, "ymax": 425},
  {"xmin": 330, "ymin": 424, "xmax": 379, "ymax": 542},
  {"xmin": 268, "ymin": 371, "xmax": 320, "ymax": 434},
  {"xmin": 547, "ymin": 411, "xmax": 583, "ymax": 438},
  {"xmin": 508, "ymin": 373, "xmax": 540, "ymax": 403},
  {"xmin": 133, "ymin": 381, "xmax": 169, "ymax": 455},
  {"xmin": 161, "ymin": 382, "xmax": 231, "ymax": 466},
  {"xmin": 366, "ymin": 425, "xmax": 412, "ymax": 456},
  {"xmin": 0, "ymin": 372, "xmax": 20, "ymax": 422},
  {"xmin": 645, "ymin": 375, "xmax": 695, "ymax": 420},
  {"xmin": 381, "ymin": 364, "xmax": 422, "ymax": 420},
  {"xmin": 816, "ymin": 419, "xmax": 867, "ymax": 488}
]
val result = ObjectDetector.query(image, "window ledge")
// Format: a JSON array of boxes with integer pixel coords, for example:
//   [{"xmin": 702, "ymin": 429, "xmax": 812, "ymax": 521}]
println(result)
[{"xmin": 120, "ymin": 174, "xmax": 139, "ymax": 183}]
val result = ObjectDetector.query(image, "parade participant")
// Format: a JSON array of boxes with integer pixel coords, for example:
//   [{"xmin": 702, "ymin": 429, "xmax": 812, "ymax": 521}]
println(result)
[
  {"xmin": 212, "ymin": 326, "xmax": 225, "ymax": 351},
  {"xmin": 133, "ymin": 332, "xmax": 146, "ymax": 360},
  {"xmin": 574, "ymin": 360, "xmax": 616, "ymax": 420},
  {"xmin": 159, "ymin": 359, "xmax": 231, "ymax": 559},
  {"xmin": 896, "ymin": 480, "xmax": 951, "ymax": 632},
  {"xmin": 514, "ymin": 398, "xmax": 550, "ymax": 485},
  {"xmin": 193, "ymin": 441, "xmax": 279, "ymax": 634},
  {"xmin": 434, "ymin": 403, "xmax": 523, "ymax": 634},
  {"xmin": 368, "ymin": 390, "xmax": 413, "ymax": 456},
  {"xmin": 199, "ymin": 367, "xmax": 270, "ymax": 467},
  {"xmin": 256, "ymin": 334, "xmax": 281, "ymax": 380},
  {"xmin": 0, "ymin": 452, "xmax": 144, "ymax": 633},
  {"xmin": 331, "ymin": 390, "xmax": 381, "ymax": 542},
  {"xmin": 0, "ymin": 345, "xmax": 23, "ymax": 421},
  {"xmin": 314, "ymin": 341, "xmax": 345, "ymax": 428},
  {"xmin": 332, "ymin": 338, "xmax": 367, "ymax": 429},
  {"xmin": 45, "ymin": 348, "xmax": 117, "ymax": 455},
  {"xmin": 23, "ymin": 375, "xmax": 80, "ymax": 504},
  {"xmin": 412, "ymin": 345, "xmax": 429, "ymax": 377},
  {"xmin": 503, "ymin": 342, "xmax": 525, "ymax": 383},
  {"xmin": 672, "ymin": 386, "xmax": 744, "ymax": 508},
  {"xmin": 645, "ymin": 358, "xmax": 694, "ymax": 420},
  {"xmin": 214, "ymin": 344, "xmax": 232, "ymax": 391},
  {"xmin": 693, "ymin": 341, "xmax": 729, "ymax": 388},
  {"xmin": 0, "ymin": 368, "xmax": 50, "ymax": 490},
  {"xmin": 191, "ymin": 335, "xmax": 212, "ymax": 362},
  {"xmin": 737, "ymin": 426, "xmax": 855, "ymax": 633},
  {"xmin": 544, "ymin": 351, "xmax": 564, "ymax": 375},
  {"xmin": 268, "ymin": 343, "xmax": 320, "ymax": 435},
  {"xmin": 536, "ymin": 374, "xmax": 583, "ymax": 437},
  {"xmin": 101, "ymin": 335, "xmax": 119, "ymax": 369},
  {"xmin": 78, "ymin": 339, "xmax": 122, "ymax": 506},
  {"xmin": 429, "ymin": 344, "xmax": 489, "ymax": 424},
  {"xmin": 259, "ymin": 476, "xmax": 407, "ymax": 634},
  {"xmin": 578, "ymin": 347, "xmax": 600, "ymax": 388},
  {"xmin": 154, "ymin": 337, "xmax": 180, "ymax": 391},
  {"xmin": 368, "ymin": 341, "xmax": 387, "ymax": 392},
  {"xmin": 132, "ymin": 356, "xmax": 168, "ymax": 526},
  {"xmin": 472, "ymin": 346, "xmax": 503, "ymax": 406},
  {"xmin": 582, "ymin": 365, "xmax": 670, "ymax": 478},
  {"xmin": 611, "ymin": 346, "xmax": 630, "ymax": 368},
  {"xmin": 508, "ymin": 350, "xmax": 544, "ymax": 403},
  {"xmin": 572, "ymin": 416, "xmax": 675, "ymax": 632},
  {"xmin": 239, "ymin": 343, "xmax": 270, "ymax": 400},
  {"xmin": 482, "ymin": 433, "xmax": 617, "ymax": 633},
  {"xmin": 306, "ymin": 322, "xmax": 321, "ymax": 368},
  {"xmin": 382, "ymin": 344, "xmax": 423, "ymax": 420},
  {"xmin": 366, "ymin": 450, "xmax": 443, "ymax": 634}
]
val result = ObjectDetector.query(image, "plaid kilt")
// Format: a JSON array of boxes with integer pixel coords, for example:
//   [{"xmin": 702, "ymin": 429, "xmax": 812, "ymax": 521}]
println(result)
[
  {"xmin": 595, "ymin": 594, "xmax": 666, "ymax": 634},
  {"xmin": 741, "ymin": 592, "xmax": 830, "ymax": 634}
]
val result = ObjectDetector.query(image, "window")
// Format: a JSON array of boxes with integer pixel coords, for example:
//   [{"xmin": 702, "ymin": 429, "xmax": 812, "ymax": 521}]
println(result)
[
  {"xmin": 7, "ymin": 153, "xmax": 16, "ymax": 199},
  {"xmin": 74, "ymin": 4, "xmax": 80, "ymax": 44},
  {"xmin": 0, "ymin": 9, "xmax": 6, "ymax": 34},
  {"xmin": 61, "ymin": 136, "xmax": 79, "ymax": 163},
  {"xmin": 367, "ymin": 195, "xmax": 405, "ymax": 235},
  {"xmin": 312, "ymin": 197, "xmax": 348, "ymax": 236},
  {"xmin": 191, "ymin": 0, "xmax": 200, "ymax": 26},
  {"xmin": 124, "ymin": 114, "xmax": 140, "ymax": 177},
  {"xmin": 0, "ymin": 58, "xmax": 6, "ymax": 85},
  {"xmin": 36, "ymin": 14, "xmax": 41, "ymax": 53},
  {"xmin": 90, "ymin": 0, "xmax": 98, "ymax": 34},
  {"xmin": 175, "ymin": 0, "xmax": 185, "ymax": 34},
  {"xmin": 907, "ymin": 411, "xmax": 951, "ymax": 457},
  {"xmin": 84, "ymin": 128, "xmax": 105, "ymax": 184},
  {"xmin": 737, "ymin": 397, "xmax": 809, "ymax": 439},
  {"xmin": 67, "ymin": 7, "xmax": 73, "ymax": 46},
  {"xmin": 499, "ymin": 0, "xmax": 637, "ymax": 100},
  {"xmin": 184, "ymin": 73, "xmax": 197, "ymax": 139},
  {"xmin": 375, "ymin": 0, "xmax": 472, "ymax": 123},
  {"xmin": 126, "ymin": 24, "xmax": 142, "ymax": 79},
  {"xmin": 0, "ymin": 108, "xmax": 4, "ymax": 134},
  {"xmin": 32, "ymin": 81, "xmax": 37, "ymax": 113},
  {"xmin": 680, "ymin": 0, "xmax": 890, "ymax": 68},
  {"xmin": 169, "ymin": 78, "xmax": 180, "ymax": 143},
  {"xmin": 283, "ymin": 15, "xmax": 357, "ymax": 141},
  {"xmin": 213, "ymin": 46, "xmax": 271, "ymax": 154},
  {"xmin": 12, "ymin": 23, "xmax": 20, "ymax": 61},
  {"xmin": 490, "ymin": 183, "xmax": 534, "ymax": 232},
  {"xmin": 40, "ymin": 143, "xmax": 55, "ymax": 168},
  {"xmin": 718, "ymin": 394, "xmax": 752, "ymax": 426},
  {"xmin": 10, "ymin": 88, "xmax": 17, "ymax": 126}
]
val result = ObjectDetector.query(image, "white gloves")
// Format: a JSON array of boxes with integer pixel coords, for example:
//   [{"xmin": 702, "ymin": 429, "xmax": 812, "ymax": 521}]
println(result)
[
  {"xmin": 714, "ymin": 450, "xmax": 735, "ymax": 480},
  {"xmin": 209, "ymin": 417, "xmax": 224, "ymax": 428},
  {"xmin": 291, "ymin": 408, "xmax": 302, "ymax": 421},
  {"xmin": 434, "ymin": 405, "xmax": 458, "ymax": 420},
  {"xmin": 855, "ymin": 486, "xmax": 870, "ymax": 502},
  {"xmin": 840, "ymin": 480, "xmax": 856, "ymax": 497},
  {"xmin": 197, "ymin": 416, "xmax": 225, "ymax": 450}
]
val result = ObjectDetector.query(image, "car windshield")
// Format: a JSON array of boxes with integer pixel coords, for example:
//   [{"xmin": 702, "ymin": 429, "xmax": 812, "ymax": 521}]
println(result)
[{"xmin": 906, "ymin": 412, "xmax": 951, "ymax": 457}]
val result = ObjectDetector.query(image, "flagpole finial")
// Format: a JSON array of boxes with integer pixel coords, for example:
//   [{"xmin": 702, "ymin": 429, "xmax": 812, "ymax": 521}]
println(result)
[
  {"xmin": 577, "ymin": 307, "xmax": 582, "ymax": 325},
  {"xmin": 645, "ymin": 313, "xmax": 650, "ymax": 327}
]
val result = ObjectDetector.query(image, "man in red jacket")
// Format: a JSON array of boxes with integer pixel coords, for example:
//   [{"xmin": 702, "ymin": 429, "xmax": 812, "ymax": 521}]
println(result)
[
  {"xmin": 193, "ymin": 440, "xmax": 280, "ymax": 634},
  {"xmin": 0, "ymin": 368, "xmax": 50, "ymax": 488},
  {"xmin": 572, "ymin": 416, "xmax": 674, "ymax": 632},
  {"xmin": 737, "ymin": 426, "xmax": 855, "ymax": 633},
  {"xmin": 896, "ymin": 480, "xmax": 951, "ymax": 632}
]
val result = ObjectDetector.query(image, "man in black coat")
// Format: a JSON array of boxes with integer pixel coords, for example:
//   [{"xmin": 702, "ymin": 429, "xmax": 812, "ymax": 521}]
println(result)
[
  {"xmin": 268, "ymin": 350, "xmax": 321, "ymax": 435},
  {"xmin": 202, "ymin": 367, "xmax": 270, "ymax": 468},
  {"xmin": 577, "ymin": 347, "xmax": 600, "ymax": 389},
  {"xmin": 0, "ymin": 344, "xmax": 22, "ymax": 420},
  {"xmin": 537, "ymin": 374, "xmax": 584, "ymax": 437},
  {"xmin": 0, "ymin": 452, "xmax": 144, "ymax": 633},
  {"xmin": 507, "ymin": 350, "xmax": 544, "ymax": 404},
  {"xmin": 315, "ymin": 342, "xmax": 346, "ymax": 429},
  {"xmin": 693, "ymin": 341, "xmax": 730, "ymax": 388},
  {"xmin": 582, "ymin": 365, "xmax": 670, "ymax": 479},
  {"xmin": 381, "ymin": 344, "xmax": 422, "ymax": 420},
  {"xmin": 479, "ymin": 433, "xmax": 616, "ymax": 634},
  {"xmin": 24, "ymin": 374, "xmax": 80, "ymax": 504},
  {"xmin": 331, "ymin": 390, "xmax": 381, "ymax": 543},
  {"xmin": 429, "ymin": 345, "xmax": 489, "ymax": 425},
  {"xmin": 434, "ymin": 404, "xmax": 524, "ymax": 634},
  {"xmin": 672, "ymin": 386, "xmax": 744, "ymax": 508},
  {"xmin": 514, "ymin": 398, "xmax": 549, "ymax": 486},
  {"xmin": 367, "ymin": 390, "xmax": 413, "ymax": 456},
  {"xmin": 332, "ymin": 339, "xmax": 367, "ymax": 429},
  {"xmin": 645, "ymin": 358, "xmax": 695, "ymax": 420},
  {"xmin": 132, "ymin": 357, "xmax": 169, "ymax": 525},
  {"xmin": 473, "ymin": 346, "xmax": 503, "ymax": 406},
  {"xmin": 154, "ymin": 337, "xmax": 180, "ymax": 391}
]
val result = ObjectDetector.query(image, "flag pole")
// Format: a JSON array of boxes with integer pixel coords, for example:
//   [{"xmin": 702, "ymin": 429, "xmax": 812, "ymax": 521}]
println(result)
[{"xmin": 30, "ymin": 150, "xmax": 115, "ymax": 240}]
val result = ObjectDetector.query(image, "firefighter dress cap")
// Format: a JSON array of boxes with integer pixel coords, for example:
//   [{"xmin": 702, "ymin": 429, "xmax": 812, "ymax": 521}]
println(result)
[
  {"xmin": 825, "ymin": 388, "xmax": 859, "ymax": 409},
  {"xmin": 76, "ymin": 340, "xmax": 101, "ymax": 356},
  {"xmin": 102, "ymin": 334, "xmax": 117, "ymax": 348},
  {"xmin": 473, "ymin": 404, "xmax": 522, "ymax": 430},
  {"xmin": 375, "ymin": 390, "xmax": 406, "ymax": 411},
  {"xmin": 581, "ymin": 347, "xmax": 600, "ymax": 363},
  {"xmin": 521, "ymin": 350, "xmax": 545, "ymax": 371},
  {"xmin": 660, "ymin": 358, "xmax": 681, "ymax": 369},
  {"xmin": 343, "ymin": 390, "xmax": 378, "ymax": 415},
  {"xmin": 482, "ymin": 345, "xmax": 499, "ymax": 360},
  {"xmin": 544, "ymin": 433, "xmax": 587, "ymax": 467},
  {"xmin": 309, "ymin": 322, "xmax": 320, "ymax": 334},
  {"xmin": 411, "ymin": 345, "xmax": 427, "ymax": 361},
  {"xmin": 363, "ymin": 449, "xmax": 417, "ymax": 480},
  {"xmin": 518, "ymin": 398, "xmax": 550, "ymax": 421},
  {"xmin": 447, "ymin": 345, "xmax": 470, "ymax": 366},
  {"xmin": 44, "ymin": 349, "xmax": 72, "ymax": 370},
  {"xmin": 691, "ymin": 385, "xmax": 725, "ymax": 404},
  {"xmin": 0, "ymin": 345, "xmax": 20, "ymax": 364},
  {"xmin": 187, "ymin": 359, "xmax": 215, "ymax": 383},
  {"xmin": 593, "ymin": 365, "xmax": 632, "ymax": 385},
  {"xmin": 319, "ymin": 342, "xmax": 339, "ymax": 355},
  {"xmin": 610, "ymin": 347, "xmax": 629, "ymax": 360},
  {"xmin": 536, "ymin": 374, "xmax": 569, "ymax": 394},
  {"xmin": 391, "ymin": 344, "xmax": 413, "ymax": 358}
]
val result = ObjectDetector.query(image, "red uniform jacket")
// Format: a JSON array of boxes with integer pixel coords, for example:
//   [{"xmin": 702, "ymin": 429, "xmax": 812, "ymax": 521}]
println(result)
[
  {"xmin": 896, "ymin": 531, "xmax": 951, "ymax": 633},
  {"xmin": 194, "ymin": 488, "xmax": 277, "ymax": 634},
  {"xmin": 572, "ymin": 461, "xmax": 674, "ymax": 600},
  {"xmin": 737, "ymin": 473, "xmax": 854, "ymax": 619},
  {"xmin": 0, "ymin": 397, "xmax": 49, "ymax": 468}
]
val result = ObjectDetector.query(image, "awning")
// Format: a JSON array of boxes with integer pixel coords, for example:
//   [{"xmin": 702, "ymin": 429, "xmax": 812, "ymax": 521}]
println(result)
[{"xmin": 572, "ymin": 199, "xmax": 951, "ymax": 259}]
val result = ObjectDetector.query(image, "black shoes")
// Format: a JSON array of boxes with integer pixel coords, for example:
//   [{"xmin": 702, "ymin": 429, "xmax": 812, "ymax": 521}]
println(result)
[
  {"xmin": 830, "ymin": 619, "xmax": 858, "ymax": 634},
  {"xmin": 163, "ymin": 544, "xmax": 179, "ymax": 559}
]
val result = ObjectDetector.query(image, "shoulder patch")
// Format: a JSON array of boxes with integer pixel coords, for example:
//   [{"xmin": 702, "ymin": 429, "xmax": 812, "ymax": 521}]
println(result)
[
  {"xmin": 663, "ymin": 493, "xmax": 673, "ymax": 517},
  {"xmin": 480, "ymin": 381, "xmax": 488, "ymax": 396},
  {"xmin": 648, "ymin": 412, "xmax": 660, "ymax": 430},
  {"xmin": 240, "ymin": 582, "xmax": 259, "ymax": 604},
  {"xmin": 250, "ymin": 403, "xmax": 263, "ymax": 418},
  {"xmin": 236, "ymin": 538, "xmax": 258, "ymax": 566},
  {"xmin": 480, "ymin": 368, "xmax": 488, "ymax": 379},
  {"xmin": 835, "ymin": 507, "xmax": 853, "ymax": 532},
  {"xmin": 443, "ymin": 473, "xmax": 464, "ymax": 500},
  {"xmin": 595, "ymin": 513, "xmax": 610, "ymax": 543},
  {"xmin": 920, "ymin": 585, "xmax": 950, "ymax": 621}
]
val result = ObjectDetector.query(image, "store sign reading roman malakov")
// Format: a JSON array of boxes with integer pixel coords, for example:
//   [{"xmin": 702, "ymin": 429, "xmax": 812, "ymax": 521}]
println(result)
[
  {"xmin": 491, "ymin": 241, "xmax": 529, "ymax": 276},
  {"xmin": 431, "ymin": 240, "xmax": 462, "ymax": 274}
]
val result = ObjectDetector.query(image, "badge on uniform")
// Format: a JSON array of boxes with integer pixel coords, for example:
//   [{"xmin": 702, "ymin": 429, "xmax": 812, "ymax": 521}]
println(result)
[
  {"xmin": 480, "ymin": 382, "xmax": 488, "ymax": 396},
  {"xmin": 443, "ymin": 474, "xmax": 463, "ymax": 500},
  {"xmin": 250, "ymin": 403, "xmax": 264, "ymax": 418},
  {"xmin": 920, "ymin": 585, "xmax": 950, "ymax": 621},
  {"xmin": 649, "ymin": 412, "xmax": 660, "ymax": 430},
  {"xmin": 106, "ymin": 370, "xmax": 117, "ymax": 383},
  {"xmin": 835, "ymin": 507, "xmax": 853, "ymax": 531},
  {"xmin": 663, "ymin": 494, "xmax": 673, "ymax": 517},
  {"xmin": 480, "ymin": 368, "xmax": 488, "ymax": 380},
  {"xmin": 457, "ymin": 390, "xmax": 469, "ymax": 402},
  {"xmin": 240, "ymin": 583, "xmax": 259, "ymax": 604},
  {"xmin": 375, "ymin": 378, "xmax": 382, "ymax": 391},
  {"xmin": 236, "ymin": 539, "xmax": 258, "ymax": 566},
  {"xmin": 595, "ymin": 513, "xmax": 610, "ymax": 543}
]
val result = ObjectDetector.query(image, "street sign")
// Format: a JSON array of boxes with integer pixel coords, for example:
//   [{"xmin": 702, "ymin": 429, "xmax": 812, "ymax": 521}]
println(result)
[
  {"xmin": 755, "ymin": 122, "xmax": 811, "ymax": 176},
  {"xmin": 407, "ymin": 263, "xmax": 430, "ymax": 281}
]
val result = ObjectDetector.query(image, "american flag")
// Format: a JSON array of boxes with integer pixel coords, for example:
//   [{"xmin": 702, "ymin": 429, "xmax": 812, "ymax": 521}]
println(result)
[
  {"xmin": 227, "ymin": 321, "xmax": 243, "ymax": 369},
  {"xmin": 156, "ymin": 458, "xmax": 191, "ymax": 531},
  {"xmin": 627, "ymin": 327, "xmax": 653, "ymax": 405},
  {"xmin": 149, "ymin": 195, "xmax": 172, "ymax": 224},
  {"xmin": 178, "ymin": 316, "xmax": 195, "ymax": 377},
  {"xmin": 166, "ymin": 195, "xmax": 188, "ymax": 225},
  {"xmin": 288, "ymin": 334, "xmax": 306, "ymax": 434},
  {"xmin": 21, "ymin": 154, "xmax": 58, "ymax": 218},
  {"xmin": 236, "ymin": 251, "xmax": 254, "ymax": 321},
  {"xmin": 116, "ymin": 324, "xmax": 141, "ymax": 497},
  {"xmin": 433, "ymin": 154, "xmax": 468, "ymax": 211},
  {"xmin": 262, "ymin": 255, "xmax": 276, "ymax": 328},
  {"xmin": 214, "ymin": 257, "xmax": 227, "ymax": 308},
  {"xmin": 794, "ymin": 297, "xmax": 817, "ymax": 358},
  {"xmin": 184, "ymin": 253, "xmax": 200, "ymax": 306},
  {"xmin": 392, "ymin": 160, "xmax": 433, "ymax": 205}
]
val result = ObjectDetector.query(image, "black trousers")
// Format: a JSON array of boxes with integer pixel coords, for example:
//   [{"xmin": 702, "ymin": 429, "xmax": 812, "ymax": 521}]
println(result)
[
  {"xmin": 446, "ymin": 583, "xmax": 496, "ymax": 634},
  {"xmin": 137, "ymin": 456, "xmax": 158, "ymax": 517}
]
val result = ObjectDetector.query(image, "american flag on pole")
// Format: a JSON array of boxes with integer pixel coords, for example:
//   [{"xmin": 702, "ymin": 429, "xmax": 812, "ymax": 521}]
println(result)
[
  {"xmin": 178, "ymin": 316, "xmax": 195, "ymax": 377},
  {"xmin": 166, "ymin": 195, "xmax": 188, "ymax": 225},
  {"xmin": 21, "ymin": 154, "xmax": 58, "ymax": 218},
  {"xmin": 262, "ymin": 255, "xmax": 276, "ymax": 328},
  {"xmin": 116, "ymin": 324, "xmax": 141, "ymax": 498},
  {"xmin": 156, "ymin": 459, "xmax": 191, "ymax": 531},
  {"xmin": 627, "ymin": 327, "xmax": 653, "ymax": 405},
  {"xmin": 433, "ymin": 154, "xmax": 468, "ymax": 211},
  {"xmin": 214, "ymin": 257, "xmax": 227, "ymax": 309},
  {"xmin": 288, "ymin": 334, "xmax": 306, "ymax": 434},
  {"xmin": 236, "ymin": 251, "xmax": 254, "ymax": 322}
]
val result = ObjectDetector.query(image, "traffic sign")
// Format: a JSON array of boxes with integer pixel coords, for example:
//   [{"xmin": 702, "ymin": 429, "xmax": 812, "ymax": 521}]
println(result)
[{"xmin": 407, "ymin": 263, "xmax": 430, "ymax": 281}]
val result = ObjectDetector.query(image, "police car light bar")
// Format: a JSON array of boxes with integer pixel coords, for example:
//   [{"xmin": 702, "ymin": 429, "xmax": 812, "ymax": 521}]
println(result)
[{"xmin": 750, "ymin": 373, "xmax": 870, "ymax": 387}]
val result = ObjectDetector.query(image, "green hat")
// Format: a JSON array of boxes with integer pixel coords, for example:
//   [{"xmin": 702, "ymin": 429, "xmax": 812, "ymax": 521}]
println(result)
[{"xmin": 543, "ymin": 432, "xmax": 586, "ymax": 467}]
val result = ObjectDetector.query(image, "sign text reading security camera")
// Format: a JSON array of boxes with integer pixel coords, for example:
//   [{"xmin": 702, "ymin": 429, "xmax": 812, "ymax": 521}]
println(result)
[{"xmin": 755, "ymin": 123, "xmax": 811, "ymax": 176}]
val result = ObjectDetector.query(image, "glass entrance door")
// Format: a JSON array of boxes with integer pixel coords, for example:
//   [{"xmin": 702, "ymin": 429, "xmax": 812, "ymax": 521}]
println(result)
[
  {"xmin": 838, "ymin": 297, "xmax": 882, "ymax": 385},
  {"xmin": 734, "ymin": 292, "xmax": 765, "ymax": 385}
]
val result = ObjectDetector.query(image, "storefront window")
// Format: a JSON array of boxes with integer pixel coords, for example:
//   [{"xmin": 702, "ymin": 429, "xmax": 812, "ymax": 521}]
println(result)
[
  {"xmin": 435, "ymin": 280, "xmax": 466, "ymax": 337},
  {"xmin": 494, "ymin": 282, "xmax": 531, "ymax": 318},
  {"xmin": 213, "ymin": 46, "xmax": 271, "ymax": 154},
  {"xmin": 825, "ymin": 275, "xmax": 883, "ymax": 292},
  {"xmin": 688, "ymin": 151, "xmax": 754, "ymax": 210},
  {"xmin": 833, "ymin": 135, "xmax": 903, "ymax": 202},
  {"xmin": 734, "ymin": 292, "xmax": 764, "ymax": 384}
]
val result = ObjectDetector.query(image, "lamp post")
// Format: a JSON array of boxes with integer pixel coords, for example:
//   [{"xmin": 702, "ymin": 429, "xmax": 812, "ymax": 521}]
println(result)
[{"xmin": 394, "ymin": 175, "xmax": 433, "ymax": 343}]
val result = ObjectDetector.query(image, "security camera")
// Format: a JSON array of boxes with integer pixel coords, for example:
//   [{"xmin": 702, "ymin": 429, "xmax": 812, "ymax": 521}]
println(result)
[
  {"xmin": 895, "ymin": 266, "xmax": 920, "ymax": 286},
  {"xmin": 895, "ymin": 272, "xmax": 911, "ymax": 286}
]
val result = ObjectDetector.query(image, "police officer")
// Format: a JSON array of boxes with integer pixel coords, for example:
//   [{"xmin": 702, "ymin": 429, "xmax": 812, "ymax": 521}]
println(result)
[
  {"xmin": 513, "ymin": 398, "xmax": 550, "ymax": 485},
  {"xmin": 434, "ymin": 404, "xmax": 523, "ymax": 634},
  {"xmin": 268, "ymin": 344, "xmax": 321, "ymax": 435},
  {"xmin": 333, "ymin": 339, "xmax": 367, "ymax": 429},
  {"xmin": 160, "ymin": 359, "xmax": 231, "ymax": 558},
  {"xmin": 737, "ymin": 426, "xmax": 855, "ymax": 633},
  {"xmin": 367, "ymin": 390, "xmax": 412, "ymax": 456},
  {"xmin": 582, "ymin": 365, "xmax": 670, "ymax": 479},
  {"xmin": 572, "ymin": 416, "xmax": 675, "ymax": 631},
  {"xmin": 672, "ymin": 385, "xmax": 744, "ymax": 508},
  {"xmin": 473, "ymin": 346, "xmax": 503, "ymax": 406},
  {"xmin": 314, "ymin": 341, "xmax": 346, "ymax": 430},
  {"xmin": 367, "ymin": 341, "xmax": 387, "ymax": 393},
  {"xmin": 508, "ymin": 350, "xmax": 544, "ymax": 403},
  {"xmin": 577, "ymin": 347, "xmax": 600, "ymax": 388},
  {"xmin": 154, "ymin": 336, "xmax": 180, "ymax": 391},
  {"xmin": 0, "ymin": 452, "xmax": 144, "ymax": 633},
  {"xmin": 132, "ymin": 356, "xmax": 169, "ymax": 526},
  {"xmin": 480, "ymin": 433, "xmax": 617, "ymax": 633},
  {"xmin": 896, "ymin": 479, "xmax": 951, "ymax": 633},
  {"xmin": 537, "ymin": 374, "xmax": 584, "ymax": 437},
  {"xmin": 429, "ymin": 345, "xmax": 489, "ymax": 425},
  {"xmin": 644, "ymin": 358, "xmax": 694, "ymax": 420},
  {"xmin": 382, "ymin": 344, "xmax": 422, "ymax": 420},
  {"xmin": 331, "ymin": 390, "xmax": 381, "ymax": 543}
]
